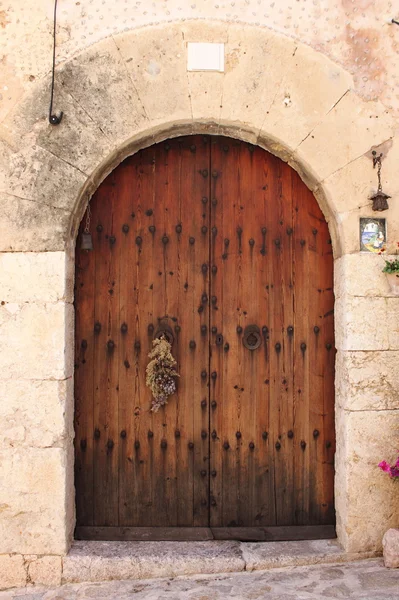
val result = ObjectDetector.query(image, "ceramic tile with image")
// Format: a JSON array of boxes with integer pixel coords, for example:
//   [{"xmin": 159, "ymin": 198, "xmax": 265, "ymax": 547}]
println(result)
[{"xmin": 359, "ymin": 218, "xmax": 387, "ymax": 253}]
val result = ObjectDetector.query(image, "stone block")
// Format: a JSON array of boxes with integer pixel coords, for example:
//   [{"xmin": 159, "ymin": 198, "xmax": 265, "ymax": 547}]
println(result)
[
  {"xmin": 0, "ymin": 302, "xmax": 73, "ymax": 380},
  {"xmin": 0, "ymin": 60, "xmax": 25, "ymax": 125},
  {"xmin": 0, "ymin": 82, "xmax": 115, "ymax": 178},
  {"xmin": 62, "ymin": 541, "xmax": 245, "ymax": 583},
  {"xmin": 335, "ymin": 409, "xmax": 399, "ymax": 553},
  {"xmin": 335, "ymin": 295, "xmax": 399, "ymax": 351},
  {"xmin": 294, "ymin": 92, "xmax": 394, "ymax": 183},
  {"xmin": 0, "ymin": 447, "xmax": 73, "ymax": 555},
  {"xmin": 0, "ymin": 193, "xmax": 70, "ymax": 253},
  {"xmin": 241, "ymin": 539, "xmax": 348, "ymax": 571},
  {"xmin": 0, "ymin": 138, "xmax": 87, "ymax": 215},
  {"xmin": 57, "ymin": 37, "xmax": 149, "ymax": 149},
  {"xmin": 0, "ymin": 378, "xmax": 73, "ymax": 448},
  {"xmin": 188, "ymin": 71, "xmax": 224, "ymax": 123},
  {"xmin": 261, "ymin": 41, "xmax": 352, "ymax": 152},
  {"xmin": 334, "ymin": 254, "xmax": 395, "ymax": 299},
  {"xmin": 0, "ymin": 252, "xmax": 71, "ymax": 303},
  {"xmin": 387, "ymin": 300, "xmax": 399, "ymax": 349},
  {"xmin": 336, "ymin": 351, "xmax": 399, "ymax": 411},
  {"xmin": 27, "ymin": 555, "xmax": 62, "ymax": 586},
  {"xmin": 382, "ymin": 529, "xmax": 399, "ymax": 569},
  {"xmin": 114, "ymin": 25, "xmax": 192, "ymax": 126},
  {"xmin": 0, "ymin": 554, "xmax": 26, "ymax": 590},
  {"xmin": 220, "ymin": 27, "xmax": 296, "ymax": 134}
]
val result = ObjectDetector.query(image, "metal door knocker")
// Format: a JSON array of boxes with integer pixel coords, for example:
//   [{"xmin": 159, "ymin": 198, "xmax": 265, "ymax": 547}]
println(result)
[
  {"xmin": 243, "ymin": 325, "xmax": 262, "ymax": 350},
  {"xmin": 154, "ymin": 323, "xmax": 175, "ymax": 345}
]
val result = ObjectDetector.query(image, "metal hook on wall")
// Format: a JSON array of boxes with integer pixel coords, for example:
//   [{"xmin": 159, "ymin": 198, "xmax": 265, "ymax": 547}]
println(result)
[{"xmin": 49, "ymin": 0, "xmax": 63, "ymax": 125}]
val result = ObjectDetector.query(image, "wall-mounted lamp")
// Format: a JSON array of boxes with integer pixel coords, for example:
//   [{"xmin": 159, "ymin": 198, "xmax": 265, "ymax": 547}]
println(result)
[
  {"xmin": 81, "ymin": 204, "xmax": 93, "ymax": 250},
  {"xmin": 370, "ymin": 151, "xmax": 391, "ymax": 212}
]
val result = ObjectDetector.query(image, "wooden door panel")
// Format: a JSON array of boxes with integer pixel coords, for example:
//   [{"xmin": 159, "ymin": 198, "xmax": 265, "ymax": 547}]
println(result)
[
  {"xmin": 76, "ymin": 136, "xmax": 211, "ymax": 528},
  {"xmin": 208, "ymin": 137, "xmax": 335, "ymax": 528},
  {"xmin": 75, "ymin": 135, "xmax": 335, "ymax": 536}
]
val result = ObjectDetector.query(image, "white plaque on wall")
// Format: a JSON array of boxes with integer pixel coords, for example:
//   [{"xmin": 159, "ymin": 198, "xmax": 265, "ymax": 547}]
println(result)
[{"xmin": 187, "ymin": 42, "xmax": 225, "ymax": 72}]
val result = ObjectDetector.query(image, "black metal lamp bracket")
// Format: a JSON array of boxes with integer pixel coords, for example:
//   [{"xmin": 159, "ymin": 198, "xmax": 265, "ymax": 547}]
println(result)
[{"xmin": 49, "ymin": 0, "xmax": 63, "ymax": 125}]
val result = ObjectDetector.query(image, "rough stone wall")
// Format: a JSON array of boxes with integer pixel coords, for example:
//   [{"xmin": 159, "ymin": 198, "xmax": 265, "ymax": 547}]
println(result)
[
  {"xmin": 0, "ymin": 0, "xmax": 398, "ymax": 589},
  {"xmin": 1, "ymin": 0, "xmax": 399, "ymax": 119}
]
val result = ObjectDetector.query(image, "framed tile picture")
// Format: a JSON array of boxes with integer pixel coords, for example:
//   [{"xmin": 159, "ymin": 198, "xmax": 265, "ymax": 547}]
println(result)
[{"xmin": 359, "ymin": 218, "xmax": 387, "ymax": 253}]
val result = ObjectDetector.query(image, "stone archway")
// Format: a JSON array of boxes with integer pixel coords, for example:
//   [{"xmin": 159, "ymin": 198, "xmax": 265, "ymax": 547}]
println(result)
[{"xmin": 0, "ymin": 20, "xmax": 397, "ymax": 564}]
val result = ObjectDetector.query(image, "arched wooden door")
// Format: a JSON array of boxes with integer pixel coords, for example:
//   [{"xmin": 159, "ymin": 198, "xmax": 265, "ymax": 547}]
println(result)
[{"xmin": 74, "ymin": 136, "xmax": 335, "ymax": 541}]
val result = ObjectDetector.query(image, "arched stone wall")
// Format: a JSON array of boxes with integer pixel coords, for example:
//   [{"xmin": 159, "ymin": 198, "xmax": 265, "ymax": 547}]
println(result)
[
  {"xmin": 0, "ymin": 20, "xmax": 398, "ymax": 584},
  {"xmin": 2, "ymin": 21, "xmax": 397, "ymax": 255}
]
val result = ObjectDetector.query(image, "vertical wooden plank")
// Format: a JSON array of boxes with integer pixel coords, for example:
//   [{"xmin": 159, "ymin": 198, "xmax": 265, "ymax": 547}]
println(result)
[
  {"xmin": 178, "ymin": 136, "xmax": 210, "ymax": 527},
  {"xmin": 251, "ymin": 146, "xmax": 275, "ymax": 529},
  {"xmin": 117, "ymin": 150, "xmax": 153, "ymax": 527},
  {"xmin": 306, "ymin": 199, "xmax": 326, "ymax": 525},
  {"xmin": 132, "ymin": 150, "xmax": 156, "ymax": 527},
  {"xmin": 153, "ymin": 140, "xmax": 177, "ymax": 526},
  {"xmin": 292, "ymin": 170, "xmax": 311, "ymax": 526},
  {"xmin": 74, "ymin": 212, "xmax": 96, "ymax": 526},
  {"xmin": 320, "ymin": 224, "xmax": 336, "ymax": 525},
  {"xmin": 210, "ymin": 138, "xmax": 276, "ymax": 528},
  {"xmin": 209, "ymin": 137, "xmax": 238, "ymax": 527},
  {"xmin": 270, "ymin": 158, "xmax": 295, "ymax": 526},
  {"xmin": 91, "ymin": 174, "xmax": 121, "ymax": 526}
]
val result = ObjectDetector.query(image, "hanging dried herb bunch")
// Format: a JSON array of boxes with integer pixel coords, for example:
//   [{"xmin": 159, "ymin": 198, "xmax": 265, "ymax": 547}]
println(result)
[{"xmin": 146, "ymin": 337, "xmax": 179, "ymax": 412}]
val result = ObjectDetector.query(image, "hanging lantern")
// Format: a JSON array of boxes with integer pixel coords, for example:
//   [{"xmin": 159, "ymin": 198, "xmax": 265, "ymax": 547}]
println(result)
[
  {"xmin": 371, "ymin": 190, "xmax": 391, "ymax": 212},
  {"xmin": 81, "ymin": 204, "xmax": 93, "ymax": 250},
  {"xmin": 370, "ymin": 151, "xmax": 391, "ymax": 212}
]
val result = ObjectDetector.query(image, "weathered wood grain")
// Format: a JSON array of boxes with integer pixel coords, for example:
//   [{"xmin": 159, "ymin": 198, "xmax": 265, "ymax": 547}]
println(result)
[{"xmin": 75, "ymin": 136, "xmax": 335, "ymax": 537}]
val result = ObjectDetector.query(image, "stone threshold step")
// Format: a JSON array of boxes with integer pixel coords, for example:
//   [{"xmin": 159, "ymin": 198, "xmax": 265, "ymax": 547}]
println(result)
[{"xmin": 62, "ymin": 540, "xmax": 378, "ymax": 584}]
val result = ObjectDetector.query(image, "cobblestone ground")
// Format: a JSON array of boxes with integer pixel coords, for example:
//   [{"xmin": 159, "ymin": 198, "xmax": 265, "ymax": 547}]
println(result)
[{"xmin": 1, "ymin": 559, "xmax": 398, "ymax": 600}]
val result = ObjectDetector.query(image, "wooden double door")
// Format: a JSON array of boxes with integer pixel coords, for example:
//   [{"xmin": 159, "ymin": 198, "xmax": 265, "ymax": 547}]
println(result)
[{"xmin": 75, "ymin": 135, "xmax": 335, "ymax": 541}]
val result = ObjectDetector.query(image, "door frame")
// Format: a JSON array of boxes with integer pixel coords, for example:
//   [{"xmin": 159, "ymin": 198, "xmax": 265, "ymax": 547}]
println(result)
[{"xmin": 73, "ymin": 132, "xmax": 336, "ymax": 542}]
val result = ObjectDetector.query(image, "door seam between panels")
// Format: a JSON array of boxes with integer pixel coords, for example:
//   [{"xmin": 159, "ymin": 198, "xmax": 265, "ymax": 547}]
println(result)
[{"xmin": 208, "ymin": 136, "xmax": 212, "ymax": 527}]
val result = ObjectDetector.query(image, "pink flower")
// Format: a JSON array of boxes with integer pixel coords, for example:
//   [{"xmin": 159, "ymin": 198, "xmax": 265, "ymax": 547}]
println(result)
[{"xmin": 379, "ymin": 455, "xmax": 399, "ymax": 479}]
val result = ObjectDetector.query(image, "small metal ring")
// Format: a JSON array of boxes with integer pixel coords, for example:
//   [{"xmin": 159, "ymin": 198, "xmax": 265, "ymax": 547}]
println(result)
[
  {"xmin": 154, "ymin": 323, "xmax": 174, "ymax": 345},
  {"xmin": 243, "ymin": 325, "xmax": 262, "ymax": 350}
]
